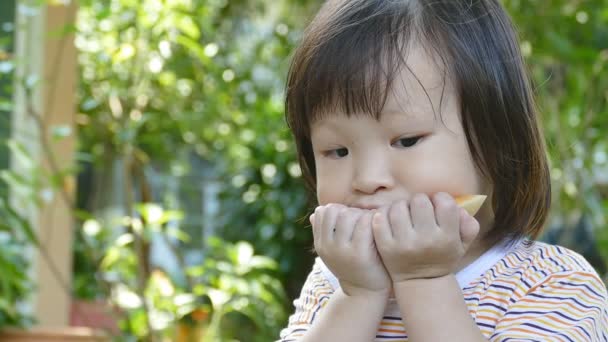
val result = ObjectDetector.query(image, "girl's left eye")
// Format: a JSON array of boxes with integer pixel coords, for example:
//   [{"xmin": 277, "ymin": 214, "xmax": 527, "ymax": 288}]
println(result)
[{"xmin": 392, "ymin": 136, "xmax": 422, "ymax": 148}]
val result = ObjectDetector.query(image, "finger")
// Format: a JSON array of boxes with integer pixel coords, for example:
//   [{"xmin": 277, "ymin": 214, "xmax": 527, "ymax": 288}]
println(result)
[
  {"xmin": 460, "ymin": 208, "xmax": 480, "ymax": 250},
  {"xmin": 335, "ymin": 208, "xmax": 363, "ymax": 244},
  {"xmin": 312, "ymin": 207, "xmax": 323, "ymax": 247},
  {"xmin": 432, "ymin": 192, "xmax": 459, "ymax": 234},
  {"xmin": 388, "ymin": 200, "xmax": 412, "ymax": 240},
  {"xmin": 372, "ymin": 210, "xmax": 392, "ymax": 248},
  {"xmin": 321, "ymin": 203, "xmax": 343, "ymax": 243},
  {"xmin": 409, "ymin": 193, "xmax": 437, "ymax": 231},
  {"xmin": 351, "ymin": 211, "xmax": 373, "ymax": 248}
]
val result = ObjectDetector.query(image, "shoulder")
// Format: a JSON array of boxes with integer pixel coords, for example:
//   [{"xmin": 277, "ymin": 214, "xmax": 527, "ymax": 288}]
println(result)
[
  {"xmin": 468, "ymin": 240, "xmax": 608, "ymax": 339},
  {"xmin": 298, "ymin": 257, "xmax": 337, "ymax": 295},
  {"xmin": 480, "ymin": 240, "xmax": 608, "ymax": 341},
  {"xmin": 477, "ymin": 239, "xmax": 607, "ymax": 303},
  {"xmin": 312, "ymin": 257, "xmax": 340, "ymax": 290},
  {"xmin": 510, "ymin": 240, "xmax": 599, "ymax": 274},
  {"xmin": 279, "ymin": 258, "xmax": 336, "ymax": 340},
  {"xmin": 480, "ymin": 239, "xmax": 602, "ymax": 280},
  {"xmin": 507, "ymin": 240, "xmax": 605, "ymax": 290}
]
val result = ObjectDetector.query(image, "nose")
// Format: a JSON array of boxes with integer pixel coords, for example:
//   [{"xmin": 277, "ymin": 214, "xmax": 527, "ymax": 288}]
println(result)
[{"xmin": 352, "ymin": 154, "xmax": 395, "ymax": 194}]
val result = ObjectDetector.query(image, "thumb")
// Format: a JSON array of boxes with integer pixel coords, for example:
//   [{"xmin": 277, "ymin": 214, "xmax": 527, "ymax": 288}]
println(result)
[{"xmin": 459, "ymin": 208, "xmax": 480, "ymax": 251}]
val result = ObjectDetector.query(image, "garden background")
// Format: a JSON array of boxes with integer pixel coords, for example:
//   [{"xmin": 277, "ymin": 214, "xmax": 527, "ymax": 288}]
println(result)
[{"xmin": 0, "ymin": 0, "xmax": 607, "ymax": 341}]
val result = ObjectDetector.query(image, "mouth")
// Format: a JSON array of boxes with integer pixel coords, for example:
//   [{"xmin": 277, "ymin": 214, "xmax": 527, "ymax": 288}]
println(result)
[{"xmin": 352, "ymin": 195, "xmax": 487, "ymax": 214}]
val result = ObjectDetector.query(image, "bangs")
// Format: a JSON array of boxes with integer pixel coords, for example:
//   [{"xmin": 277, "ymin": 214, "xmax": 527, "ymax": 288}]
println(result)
[{"xmin": 286, "ymin": 0, "xmax": 423, "ymax": 136}]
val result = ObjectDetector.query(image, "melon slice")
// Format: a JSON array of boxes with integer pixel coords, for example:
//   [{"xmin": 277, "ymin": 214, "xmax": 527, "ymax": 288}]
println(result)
[{"xmin": 454, "ymin": 195, "xmax": 487, "ymax": 216}]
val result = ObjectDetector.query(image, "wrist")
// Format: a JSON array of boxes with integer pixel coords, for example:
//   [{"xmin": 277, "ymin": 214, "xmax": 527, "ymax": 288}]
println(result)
[
  {"xmin": 340, "ymin": 282, "xmax": 391, "ymax": 299},
  {"xmin": 393, "ymin": 273, "xmax": 456, "ymax": 292}
]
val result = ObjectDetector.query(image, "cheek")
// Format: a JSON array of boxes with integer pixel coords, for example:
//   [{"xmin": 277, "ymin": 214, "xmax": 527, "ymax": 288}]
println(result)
[
  {"xmin": 316, "ymin": 175, "xmax": 344, "ymax": 205},
  {"xmin": 316, "ymin": 184, "xmax": 331, "ymax": 205},
  {"xmin": 400, "ymin": 140, "xmax": 483, "ymax": 195},
  {"xmin": 314, "ymin": 160, "xmax": 347, "ymax": 205}
]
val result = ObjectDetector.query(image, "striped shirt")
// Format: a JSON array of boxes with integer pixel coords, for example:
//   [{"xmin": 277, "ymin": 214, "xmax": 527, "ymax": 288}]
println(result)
[{"xmin": 278, "ymin": 239, "xmax": 608, "ymax": 341}]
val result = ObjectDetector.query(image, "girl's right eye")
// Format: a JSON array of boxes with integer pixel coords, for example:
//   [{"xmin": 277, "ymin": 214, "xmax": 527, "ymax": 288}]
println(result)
[{"xmin": 324, "ymin": 148, "xmax": 349, "ymax": 159}]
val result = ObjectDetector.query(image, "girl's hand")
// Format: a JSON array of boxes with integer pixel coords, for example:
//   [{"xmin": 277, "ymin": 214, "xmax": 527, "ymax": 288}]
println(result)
[
  {"xmin": 310, "ymin": 204, "xmax": 391, "ymax": 297},
  {"xmin": 372, "ymin": 192, "xmax": 480, "ymax": 284}
]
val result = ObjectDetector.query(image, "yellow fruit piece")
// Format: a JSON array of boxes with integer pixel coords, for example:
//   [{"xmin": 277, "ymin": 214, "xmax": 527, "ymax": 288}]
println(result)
[{"xmin": 454, "ymin": 195, "xmax": 487, "ymax": 216}]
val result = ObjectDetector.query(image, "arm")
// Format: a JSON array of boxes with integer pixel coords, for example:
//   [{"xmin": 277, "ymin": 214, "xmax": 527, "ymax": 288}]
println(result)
[
  {"xmin": 278, "ymin": 259, "xmax": 389, "ymax": 342},
  {"xmin": 280, "ymin": 205, "xmax": 393, "ymax": 341},
  {"xmin": 393, "ymin": 275, "xmax": 486, "ymax": 342},
  {"xmin": 300, "ymin": 287, "xmax": 389, "ymax": 342}
]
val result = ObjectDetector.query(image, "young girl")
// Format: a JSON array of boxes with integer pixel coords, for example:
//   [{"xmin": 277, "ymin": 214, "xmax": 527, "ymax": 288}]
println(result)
[{"xmin": 278, "ymin": 0, "xmax": 608, "ymax": 341}]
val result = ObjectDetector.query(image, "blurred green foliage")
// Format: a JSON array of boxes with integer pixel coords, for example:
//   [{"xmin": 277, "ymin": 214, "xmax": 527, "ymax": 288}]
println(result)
[
  {"xmin": 0, "ymin": 141, "xmax": 40, "ymax": 329},
  {"xmin": 0, "ymin": 193, "xmax": 35, "ymax": 328},
  {"xmin": 76, "ymin": 0, "xmax": 319, "ymax": 285},
  {"xmin": 74, "ymin": 0, "xmax": 320, "ymax": 338},
  {"xmin": 81, "ymin": 203, "xmax": 287, "ymax": 340},
  {"xmin": 0, "ymin": 0, "xmax": 35, "ymax": 330},
  {"xmin": 504, "ymin": 1, "xmax": 608, "ymax": 273},
  {"xmin": 0, "ymin": 0, "xmax": 15, "ymax": 198}
]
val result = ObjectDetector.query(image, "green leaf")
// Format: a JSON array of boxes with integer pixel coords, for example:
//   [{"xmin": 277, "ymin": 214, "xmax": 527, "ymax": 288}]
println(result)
[
  {"xmin": 6, "ymin": 140, "xmax": 34, "ymax": 170},
  {"xmin": 101, "ymin": 246, "xmax": 121, "ymax": 270},
  {"xmin": 136, "ymin": 203, "xmax": 164, "ymax": 225},
  {"xmin": 166, "ymin": 226, "xmax": 190, "ymax": 243},
  {"xmin": 115, "ymin": 233, "xmax": 134, "ymax": 247},
  {"xmin": 0, "ymin": 170, "xmax": 30, "ymax": 188},
  {"xmin": 176, "ymin": 15, "xmax": 200, "ymax": 40},
  {"xmin": 248, "ymin": 256, "xmax": 278, "ymax": 270},
  {"xmin": 0, "ymin": 100, "xmax": 12, "ymax": 111},
  {"xmin": 235, "ymin": 241, "xmax": 254, "ymax": 266},
  {"xmin": 175, "ymin": 35, "xmax": 209, "ymax": 63},
  {"xmin": 0, "ymin": 198, "xmax": 38, "ymax": 244}
]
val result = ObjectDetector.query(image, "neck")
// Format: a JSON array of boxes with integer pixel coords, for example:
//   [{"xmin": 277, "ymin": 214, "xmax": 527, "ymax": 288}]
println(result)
[
  {"xmin": 456, "ymin": 205, "xmax": 496, "ymax": 272},
  {"xmin": 455, "ymin": 236, "xmax": 493, "ymax": 272}
]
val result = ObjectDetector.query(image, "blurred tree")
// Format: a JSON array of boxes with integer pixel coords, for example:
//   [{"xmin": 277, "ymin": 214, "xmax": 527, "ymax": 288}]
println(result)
[
  {"xmin": 504, "ymin": 0, "xmax": 608, "ymax": 276},
  {"xmin": 74, "ymin": 0, "xmax": 322, "ymax": 337}
]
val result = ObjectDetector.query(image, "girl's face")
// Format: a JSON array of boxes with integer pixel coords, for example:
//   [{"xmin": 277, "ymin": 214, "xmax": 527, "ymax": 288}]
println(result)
[{"xmin": 310, "ymin": 43, "xmax": 494, "ymax": 231}]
